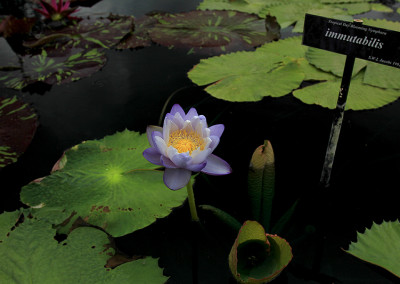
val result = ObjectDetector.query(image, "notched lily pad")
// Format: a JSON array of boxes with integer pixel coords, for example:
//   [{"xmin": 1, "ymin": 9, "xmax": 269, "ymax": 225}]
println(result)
[
  {"xmin": 0, "ymin": 96, "xmax": 37, "ymax": 169},
  {"xmin": 345, "ymin": 220, "xmax": 400, "ymax": 278},
  {"xmin": 20, "ymin": 130, "xmax": 188, "ymax": 237},
  {"xmin": 148, "ymin": 10, "xmax": 280, "ymax": 54},
  {"xmin": 0, "ymin": 48, "xmax": 106, "ymax": 90},
  {"xmin": 0, "ymin": 209, "xmax": 168, "ymax": 283}
]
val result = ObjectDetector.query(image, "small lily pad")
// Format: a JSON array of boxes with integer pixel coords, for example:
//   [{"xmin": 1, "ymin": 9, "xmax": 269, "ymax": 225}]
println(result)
[
  {"xmin": 197, "ymin": 0, "xmax": 278, "ymax": 16},
  {"xmin": 0, "ymin": 48, "xmax": 106, "ymax": 90},
  {"xmin": 147, "ymin": 10, "xmax": 279, "ymax": 54},
  {"xmin": 20, "ymin": 130, "xmax": 188, "ymax": 237},
  {"xmin": 0, "ymin": 209, "xmax": 168, "ymax": 283},
  {"xmin": 229, "ymin": 220, "xmax": 292, "ymax": 283},
  {"xmin": 0, "ymin": 96, "xmax": 37, "ymax": 169},
  {"xmin": 345, "ymin": 220, "xmax": 400, "ymax": 278}
]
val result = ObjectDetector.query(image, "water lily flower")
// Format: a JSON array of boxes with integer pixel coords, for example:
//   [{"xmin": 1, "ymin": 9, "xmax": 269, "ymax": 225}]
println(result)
[
  {"xmin": 143, "ymin": 104, "xmax": 231, "ymax": 190},
  {"xmin": 35, "ymin": 0, "xmax": 79, "ymax": 21}
]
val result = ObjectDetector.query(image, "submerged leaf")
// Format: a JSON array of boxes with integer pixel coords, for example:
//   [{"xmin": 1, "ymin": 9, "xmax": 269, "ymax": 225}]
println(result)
[
  {"xmin": 345, "ymin": 220, "xmax": 400, "ymax": 278},
  {"xmin": 0, "ymin": 210, "xmax": 167, "ymax": 283},
  {"xmin": 229, "ymin": 221, "xmax": 292, "ymax": 283},
  {"xmin": 248, "ymin": 141, "xmax": 275, "ymax": 232},
  {"xmin": 147, "ymin": 10, "xmax": 279, "ymax": 54},
  {"xmin": 20, "ymin": 130, "xmax": 188, "ymax": 237},
  {"xmin": 0, "ymin": 96, "xmax": 37, "ymax": 169}
]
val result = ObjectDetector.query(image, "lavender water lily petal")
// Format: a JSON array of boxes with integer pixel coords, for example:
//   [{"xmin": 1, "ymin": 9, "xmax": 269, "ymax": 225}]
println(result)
[{"xmin": 143, "ymin": 104, "xmax": 231, "ymax": 190}]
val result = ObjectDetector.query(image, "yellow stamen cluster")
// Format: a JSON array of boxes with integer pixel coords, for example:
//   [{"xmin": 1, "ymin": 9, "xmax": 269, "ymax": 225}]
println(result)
[{"xmin": 168, "ymin": 129, "xmax": 205, "ymax": 154}]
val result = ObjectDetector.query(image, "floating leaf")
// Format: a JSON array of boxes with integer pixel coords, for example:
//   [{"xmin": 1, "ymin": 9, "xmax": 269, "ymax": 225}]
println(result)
[
  {"xmin": 24, "ymin": 17, "xmax": 134, "ymax": 49},
  {"xmin": 147, "ymin": 10, "xmax": 279, "ymax": 54},
  {"xmin": 363, "ymin": 62, "xmax": 400, "ymax": 90},
  {"xmin": 293, "ymin": 71, "xmax": 400, "ymax": 110},
  {"xmin": 260, "ymin": 2, "xmax": 352, "ymax": 30},
  {"xmin": 0, "ymin": 210, "xmax": 167, "ymax": 283},
  {"xmin": 197, "ymin": 0, "xmax": 277, "ymax": 16},
  {"xmin": 361, "ymin": 18, "xmax": 400, "ymax": 32},
  {"xmin": 248, "ymin": 141, "xmax": 275, "ymax": 232},
  {"xmin": 0, "ymin": 96, "xmax": 37, "ymax": 169},
  {"xmin": 20, "ymin": 130, "xmax": 188, "ymax": 237},
  {"xmin": 370, "ymin": 3, "xmax": 393, "ymax": 12},
  {"xmin": 345, "ymin": 220, "xmax": 400, "ymax": 278},
  {"xmin": 116, "ymin": 15, "xmax": 155, "ymax": 49},
  {"xmin": 0, "ymin": 48, "xmax": 106, "ymax": 89},
  {"xmin": 332, "ymin": 3, "xmax": 371, "ymax": 15},
  {"xmin": 188, "ymin": 42, "xmax": 305, "ymax": 101},
  {"xmin": 229, "ymin": 220, "xmax": 292, "ymax": 283},
  {"xmin": 306, "ymin": 47, "xmax": 367, "ymax": 77}
]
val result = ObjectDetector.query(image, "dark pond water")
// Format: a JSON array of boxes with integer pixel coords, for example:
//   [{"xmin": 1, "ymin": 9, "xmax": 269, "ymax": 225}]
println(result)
[{"xmin": 1, "ymin": 0, "xmax": 400, "ymax": 283}]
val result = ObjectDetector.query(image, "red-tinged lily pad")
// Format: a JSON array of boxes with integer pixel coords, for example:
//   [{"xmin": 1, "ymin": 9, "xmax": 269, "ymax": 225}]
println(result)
[
  {"xmin": 0, "ymin": 96, "xmax": 38, "ymax": 169},
  {"xmin": 116, "ymin": 15, "xmax": 156, "ymax": 49},
  {"xmin": 229, "ymin": 221, "xmax": 292, "ymax": 283},
  {"xmin": 0, "ymin": 16, "xmax": 36, "ymax": 38},
  {"xmin": 24, "ymin": 16, "xmax": 134, "ymax": 49},
  {"xmin": 147, "ymin": 10, "xmax": 280, "ymax": 54},
  {"xmin": 0, "ymin": 47, "xmax": 106, "ymax": 90}
]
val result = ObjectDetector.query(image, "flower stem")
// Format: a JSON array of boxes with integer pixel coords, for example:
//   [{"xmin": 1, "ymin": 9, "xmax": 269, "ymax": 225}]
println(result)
[{"xmin": 186, "ymin": 179, "xmax": 199, "ymax": 222}]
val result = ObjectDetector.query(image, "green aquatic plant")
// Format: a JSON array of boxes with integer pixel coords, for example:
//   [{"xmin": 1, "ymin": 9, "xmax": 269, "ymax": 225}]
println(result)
[
  {"xmin": 0, "ymin": 96, "xmax": 37, "ymax": 169},
  {"xmin": 344, "ymin": 220, "xmax": 400, "ymax": 278},
  {"xmin": 0, "ymin": 209, "xmax": 167, "ymax": 283},
  {"xmin": 20, "ymin": 130, "xmax": 189, "ymax": 237},
  {"xmin": 229, "ymin": 221, "xmax": 293, "ymax": 283}
]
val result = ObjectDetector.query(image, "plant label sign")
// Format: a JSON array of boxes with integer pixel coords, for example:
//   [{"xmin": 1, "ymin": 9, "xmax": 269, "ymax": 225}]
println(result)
[{"xmin": 302, "ymin": 14, "xmax": 400, "ymax": 69}]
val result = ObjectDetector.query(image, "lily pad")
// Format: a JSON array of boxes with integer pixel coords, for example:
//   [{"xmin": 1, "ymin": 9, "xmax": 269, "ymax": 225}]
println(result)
[
  {"xmin": 306, "ymin": 46, "xmax": 400, "ymax": 90},
  {"xmin": 197, "ymin": 0, "xmax": 280, "ymax": 16},
  {"xmin": 293, "ymin": 70, "xmax": 400, "ymax": 110},
  {"xmin": 260, "ymin": 2, "xmax": 352, "ymax": 31},
  {"xmin": 361, "ymin": 18, "xmax": 400, "ymax": 32},
  {"xmin": 0, "ymin": 96, "xmax": 37, "ymax": 169},
  {"xmin": 306, "ymin": 47, "xmax": 367, "ymax": 77},
  {"xmin": 229, "ymin": 220, "xmax": 292, "ymax": 283},
  {"xmin": 0, "ymin": 209, "xmax": 168, "ymax": 283},
  {"xmin": 147, "ymin": 10, "xmax": 279, "ymax": 54},
  {"xmin": 345, "ymin": 220, "xmax": 400, "ymax": 278},
  {"xmin": 20, "ymin": 130, "xmax": 188, "ymax": 237},
  {"xmin": 0, "ymin": 48, "xmax": 106, "ymax": 90},
  {"xmin": 24, "ymin": 17, "xmax": 134, "ymax": 49},
  {"xmin": 116, "ymin": 15, "xmax": 155, "ymax": 49}
]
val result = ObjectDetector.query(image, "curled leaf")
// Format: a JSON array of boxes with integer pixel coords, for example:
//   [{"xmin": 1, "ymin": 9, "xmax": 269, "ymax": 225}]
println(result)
[
  {"xmin": 248, "ymin": 140, "xmax": 275, "ymax": 232},
  {"xmin": 229, "ymin": 221, "xmax": 292, "ymax": 283}
]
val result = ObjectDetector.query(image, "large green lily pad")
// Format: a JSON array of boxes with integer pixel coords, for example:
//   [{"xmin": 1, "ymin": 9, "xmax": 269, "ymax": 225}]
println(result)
[
  {"xmin": 229, "ymin": 220, "xmax": 292, "ymax": 283},
  {"xmin": 345, "ymin": 221, "xmax": 400, "ymax": 278},
  {"xmin": 20, "ymin": 130, "xmax": 188, "ymax": 237},
  {"xmin": 197, "ymin": 0, "xmax": 281, "ymax": 16},
  {"xmin": 147, "ymin": 10, "xmax": 279, "ymax": 54},
  {"xmin": 0, "ymin": 48, "xmax": 106, "ymax": 90},
  {"xmin": 0, "ymin": 96, "xmax": 37, "ymax": 169},
  {"xmin": 293, "ymin": 70, "xmax": 400, "ymax": 110},
  {"xmin": 0, "ymin": 209, "xmax": 168, "ymax": 283},
  {"xmin": 188, "ymin": 36, "xmax": 326, "ymax": 102}
]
